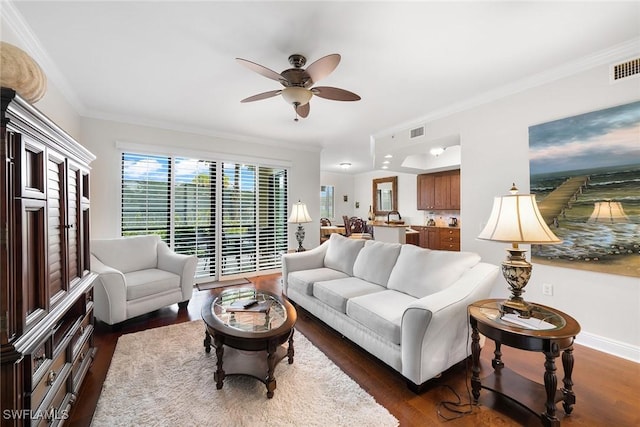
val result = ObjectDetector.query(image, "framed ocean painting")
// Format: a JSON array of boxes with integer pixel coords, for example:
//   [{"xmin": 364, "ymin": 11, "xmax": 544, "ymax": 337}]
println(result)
[{"xmin": 528, "ymin": 100, "xmax": 640, "ymax": 278}]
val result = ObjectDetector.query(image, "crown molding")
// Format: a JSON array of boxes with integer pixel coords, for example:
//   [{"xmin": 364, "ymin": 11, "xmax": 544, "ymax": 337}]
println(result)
[
  {"xmin": 373, "ymin": 37, "xmax": 640, "ymax": 140},
  {"xmin": 85, "ymin": 110, "xmax": 323, "ymax": 153},
  {"xmin": 2, "ymin": 0, "xmax": 86, "ymax": 114}
]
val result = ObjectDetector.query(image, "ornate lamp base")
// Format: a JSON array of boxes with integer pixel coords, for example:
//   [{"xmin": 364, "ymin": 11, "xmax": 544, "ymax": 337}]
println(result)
[
  {"xmin": 295, "ymin": 224, "xmax": 306, "ymax": 252},
  {"xmin": 500, "ymin": 246, "xmax": 533, "ymax": 318}
]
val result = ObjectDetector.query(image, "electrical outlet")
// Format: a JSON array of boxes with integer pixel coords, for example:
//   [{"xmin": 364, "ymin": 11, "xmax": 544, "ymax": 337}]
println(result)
[{"xmin": 542, "ymin": 283, "xmax": 553, "ymax": 296}]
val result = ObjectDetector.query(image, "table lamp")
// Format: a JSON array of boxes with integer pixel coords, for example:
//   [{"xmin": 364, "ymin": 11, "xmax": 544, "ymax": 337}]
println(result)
[
  {"xmin": 478, "ymin": 184, "xmax": 561, "ymax": 317},
  {"xmin": 288, "ymin": 200, "xmax": 312, "ymax": 252}
]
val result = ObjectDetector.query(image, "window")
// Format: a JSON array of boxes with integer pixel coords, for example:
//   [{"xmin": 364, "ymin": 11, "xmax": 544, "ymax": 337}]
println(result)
[
  {"xmin": 121, "ymin": 152, "xmax": 288, "ymax": 281},
  {"xmin": 174, "ymin": 158, "xmax": 216, "ymax": 278},
  {"xmin": 121, "ymin": 153, "xmax": 171, "ymax": 239},
  {"xmin": 320, "ymin": 185, "xmax": 334, "ymax": 219}
]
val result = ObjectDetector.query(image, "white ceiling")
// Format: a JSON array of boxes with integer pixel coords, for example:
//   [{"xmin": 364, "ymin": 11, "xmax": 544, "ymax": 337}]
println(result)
[{"xmin": 7, "ymin": 1, "xmax": 640, "ymax": 174}]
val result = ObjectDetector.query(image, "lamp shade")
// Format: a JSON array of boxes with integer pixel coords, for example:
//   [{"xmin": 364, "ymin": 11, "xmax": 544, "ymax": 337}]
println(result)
[
  {"xmin": 478, "ymin": 193, "xmax": 561, "ymax": 244},
  {"xmin": 281, "ymin": 87, "xmax": 313, "ymax": 106},
  {"xmin": 288, "ymin": 201, "xmax": 312, "ymax": 224}
]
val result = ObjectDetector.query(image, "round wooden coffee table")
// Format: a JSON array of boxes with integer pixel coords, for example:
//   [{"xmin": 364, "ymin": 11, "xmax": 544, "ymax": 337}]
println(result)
[{"xmin": 201, "ymin": 288, "xmax": 297, "ymax": 398}]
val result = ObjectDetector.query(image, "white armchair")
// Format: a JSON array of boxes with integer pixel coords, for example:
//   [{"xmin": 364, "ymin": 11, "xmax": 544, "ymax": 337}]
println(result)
[{"xmin": 90, "ymin": 235, "xmax": 198, "ymax": 325}]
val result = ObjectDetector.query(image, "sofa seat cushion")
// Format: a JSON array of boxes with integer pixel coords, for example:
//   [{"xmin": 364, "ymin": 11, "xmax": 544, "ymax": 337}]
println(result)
[
  {"xmin": 352, "ymin": 240, "xmax": 402, "ymax": 286},
  {"xmin": 125, "ymin": 269, "xmax": 180, "ymax": 301},
  {"xmin": 387, "ymin": 245, "xmax": 481, "ymax": 298},
  {"xmin": 324, "ymin": 234, "xmax": 366, "ymax": 276},
  {"xmin": 346, "ymin": 290, "xmax": 416, "ymax": 345},
  {"xmin": 313, "ymin": 278, "xmax": 386, "ymax": 313},
  {"xmin": 288, "ymin": 268, "xmax": 350, "ymax": 296}
]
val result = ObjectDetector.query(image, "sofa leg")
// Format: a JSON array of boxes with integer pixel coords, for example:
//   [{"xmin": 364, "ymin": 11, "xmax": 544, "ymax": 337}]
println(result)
[
  {"xmin": 406, "ymin": 379, "xmax": 429, "ymax": 394},
  {"xmin": 178, "ymin": 300, "xmax": 190, "ymax": 309}
]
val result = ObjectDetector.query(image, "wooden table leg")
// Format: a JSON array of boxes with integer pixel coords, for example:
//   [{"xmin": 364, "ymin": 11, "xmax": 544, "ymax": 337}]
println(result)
[
  {"xmin": 213, "ymin": 334, "xmax": 225, "ymax": 390},
  {"xmin": 470, "ymin": 317, "xmax": 481, "ymax": 403},
  {"xmin": 287, "ymin": 329, "xmax": 295, "ymax": 364},
  {"xmin": 203, "ymin": 329, "xmax": 212, "ymax": 353},
  {"xmin": 266, "ymin": 340, "xmax": 277, "ymax": 398},
  {"xmin": 542, "ymin": 342, "xmax": 560, "ymax": 427},
  {"xmin": 492, "ymin": 341, "xmax": 504, "ymax": 370},
  {"xmin": 561, "ymin": 345, "xmax": 576, "ymax": 414}
]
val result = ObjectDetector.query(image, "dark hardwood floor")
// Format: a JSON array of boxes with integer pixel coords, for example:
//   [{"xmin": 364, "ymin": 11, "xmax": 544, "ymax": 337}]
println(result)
[{"xmin": 68, "ymin": 274, "xmax": 639, "ymax": 426}]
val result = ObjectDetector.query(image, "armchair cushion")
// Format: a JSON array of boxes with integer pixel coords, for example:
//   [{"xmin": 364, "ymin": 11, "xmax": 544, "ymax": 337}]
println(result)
[
  {"xmin": 92, "ymin": 235, "xmax": 159, "ymax": 273},
  {"xmin": 125, "ymin": 269, "xmax": 181, "ymax": 300}
]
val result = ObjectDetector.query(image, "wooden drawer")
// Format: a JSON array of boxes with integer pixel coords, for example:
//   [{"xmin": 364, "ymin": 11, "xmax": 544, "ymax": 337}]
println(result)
[
  {"xmin": 72, "ymin": 339, "xmax": 96, "ymax": 391},
  {"xmin": 33, "ymin": 371, "xmax": 72, "ymax": 427},
  {"xmin": 31, "ymin": 346, "xmax": 66, "ymax": 411},
  {"xmin": 439, "ymin": 228, "xmax": 460, "ymax": 251},
  {"xmin": 71, "ymin": 310, "xmax": 93, "ymax": 359}
]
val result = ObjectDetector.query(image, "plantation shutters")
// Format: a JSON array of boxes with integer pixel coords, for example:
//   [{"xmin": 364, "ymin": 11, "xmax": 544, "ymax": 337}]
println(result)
[
  {"xmin": 121, "ymin": 152, "xmax": 288, "ymax": 281},
  {"xmin": 121, "ymin": 153, "xmax": 171, "ymax": 240},
  {"xmin": 220, "ymin": 163, "xmax": 257, "ymax": 276},
  {"xmin": 174, "ymin": 158, "xmax": 217, "ymax": 278},
  {"xmin": 257, "ymin": 167, "xmax": 288, "ymax": 271}
]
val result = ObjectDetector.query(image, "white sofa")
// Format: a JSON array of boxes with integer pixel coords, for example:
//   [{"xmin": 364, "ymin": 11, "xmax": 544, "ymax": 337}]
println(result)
[
  {"xmin": 91, "ymin": 235, "xmax": 198, "ymax": 325},
  {"xmin": 281, "ymin": 233, "xmax": 499, "ymax": 390}
]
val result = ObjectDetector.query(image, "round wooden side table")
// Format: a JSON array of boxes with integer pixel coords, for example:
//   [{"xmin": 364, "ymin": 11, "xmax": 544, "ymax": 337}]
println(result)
[
  {"xmin": 202, "ymin": 288, "xmax": 297, "ymax": 398},
  {"xmin": 468, "ymin": 299, "xmax": 581, "ymax": 426}
]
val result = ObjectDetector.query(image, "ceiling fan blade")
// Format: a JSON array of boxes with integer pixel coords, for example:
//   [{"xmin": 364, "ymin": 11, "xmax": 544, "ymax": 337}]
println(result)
[
  {"xmin": 236, "ymin": 58, "xmax": 284, "ymax": 83},
  {"xmin": 312, "ymin": 86, "xmax": 361, "ymax": 101},
  {"xmin": 240, "ymin": 89, "xmax": 282, "ymax": 103},
  {"xmin": 296, "ymin": 102, "xmax": 310, "ymax": 118},
  {"xmin": 305, "ymin": 54, "xmax": 341, "ymax": 85}
]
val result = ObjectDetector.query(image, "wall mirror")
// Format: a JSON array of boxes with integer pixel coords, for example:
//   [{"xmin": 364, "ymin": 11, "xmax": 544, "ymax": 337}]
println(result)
[{"xmin": 372, "ymin": 176, "xmax": 398, "ymax": 216}]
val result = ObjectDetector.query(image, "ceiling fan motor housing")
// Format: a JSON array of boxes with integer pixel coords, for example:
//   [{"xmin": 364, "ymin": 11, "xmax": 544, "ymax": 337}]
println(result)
[{"xmin": 288, "ymin": 54, "xmax": 307, "ymax": 68}]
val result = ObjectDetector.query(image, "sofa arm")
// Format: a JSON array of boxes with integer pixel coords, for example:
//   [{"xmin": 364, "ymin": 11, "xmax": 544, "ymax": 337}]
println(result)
[
  {"xmin": 400, "ymin": 262, "xmax": 499, "ymax": 384},
  {"xmin": 281, "ymin": 242, "xmax": 329, "ymax": 293},
  {"xmin": 157, "ymin": 241, "xmax": 198, "ymax": 302},
  {"xmin": 91, "ymin": 255, "xmax": 128, "ymax": 325}
]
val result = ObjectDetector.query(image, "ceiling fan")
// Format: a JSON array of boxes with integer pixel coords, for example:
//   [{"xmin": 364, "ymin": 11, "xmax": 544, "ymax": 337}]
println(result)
[{"xmin": 236, "ymin": 53, "xmax": 361, "ymax": 121}]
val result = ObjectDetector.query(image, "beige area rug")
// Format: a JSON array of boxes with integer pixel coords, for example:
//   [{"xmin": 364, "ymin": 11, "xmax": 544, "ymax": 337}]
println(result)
[
  {"xmin": 91, "ymin": 321, "xmax": 398, "ymax": 427},
  {"xmin": 196, "ymin": 277, "xmax": 251, "ymax": 291}
]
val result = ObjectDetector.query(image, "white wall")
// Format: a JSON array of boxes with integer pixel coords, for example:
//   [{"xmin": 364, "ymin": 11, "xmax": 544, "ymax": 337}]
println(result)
[
  {"xmin": 1, "ymin": 10, "xmax": 82, "ymax": 138},
  {"xmin": 80, "ymin": 117, "xmax": 321, "ymax": 250},
  {"xmin": 407, "ymin": 64, "xmax": 639, "ymax": 360}
]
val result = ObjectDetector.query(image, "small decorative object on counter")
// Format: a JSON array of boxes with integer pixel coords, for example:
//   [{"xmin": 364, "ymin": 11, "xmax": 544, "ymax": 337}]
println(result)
[{"xmin": 368, "ymin": 205, "xmax": 375, "ymax": 221}]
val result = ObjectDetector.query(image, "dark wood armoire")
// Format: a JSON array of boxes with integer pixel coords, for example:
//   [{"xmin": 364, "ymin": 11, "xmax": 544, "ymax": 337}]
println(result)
[{"xmin": 1, "ymin": 88, "xmax": 97, "ymax": 426}]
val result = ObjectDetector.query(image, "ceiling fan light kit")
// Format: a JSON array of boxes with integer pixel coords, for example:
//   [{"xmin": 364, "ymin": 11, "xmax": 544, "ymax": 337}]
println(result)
[
  {"xmin": 236, "ymin": 53, "xmax": 360, "ymax": 121},
  {"xmin": 281, "ymin": 87, "xmax": 313, "ymax": 106}
]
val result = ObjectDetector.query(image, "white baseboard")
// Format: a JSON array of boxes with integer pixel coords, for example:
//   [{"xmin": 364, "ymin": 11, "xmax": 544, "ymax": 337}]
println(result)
[{"xmin": 575, "ymin": 331, "xmax": 640, "ymax": 363}]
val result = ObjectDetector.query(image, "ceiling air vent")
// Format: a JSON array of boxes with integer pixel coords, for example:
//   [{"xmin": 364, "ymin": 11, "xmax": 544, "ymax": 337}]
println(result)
[
  {"xmin": 611, "ymin": 57, "xmax": 640, "ymax": 82},
  {"xmin": 410, "ymin": 126, "xmax": 424, "ymax": 138}
]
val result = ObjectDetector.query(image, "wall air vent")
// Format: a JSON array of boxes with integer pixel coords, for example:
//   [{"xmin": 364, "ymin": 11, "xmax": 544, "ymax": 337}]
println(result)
[
  {"xmin": 410, "ymin": 126, "xmax": 424, "ymax": 138},
  {"xmin": 611, "ymin": 57, "xmax": 640, "ymax": 82}
]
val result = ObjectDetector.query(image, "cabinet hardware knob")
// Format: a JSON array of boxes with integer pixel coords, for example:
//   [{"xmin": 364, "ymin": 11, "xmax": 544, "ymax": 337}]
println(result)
[{"xmin": 46, "ymin": 370, "xmax": 57, "ymax": 385}]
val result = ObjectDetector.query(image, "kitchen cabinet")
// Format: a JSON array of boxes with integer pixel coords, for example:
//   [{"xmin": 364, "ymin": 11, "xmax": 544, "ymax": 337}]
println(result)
[
  {"xmin": 439, "ymin": 228, "xmax": 461, "ymax": 251},
  {"xmin": 417, "ymin": 169, "xmax": 460, "ymax": 210},
  {"xmin": 413, "ymin": 226, "xmax": 460, "ymax": 251},
  {"xmin": 1, "ymin": 88, "xmax": 97, "ymax": 425}
]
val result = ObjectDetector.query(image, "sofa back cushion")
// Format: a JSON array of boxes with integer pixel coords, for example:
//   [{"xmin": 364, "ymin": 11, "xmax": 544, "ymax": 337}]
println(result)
[
  {"xmin": 387, "ymin": 245, "xmax": 481, "ymax": 298},
  {"xmin": 353, "ymin": 240, "xmax": 402, "ymax": 286},
  {"xmin": 91, "ymin": 235, "xmax": 159, "ymax": 274},
  {"xmin": 324, "ymin": 233, "xmax": 366, "ymax": 275}
]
